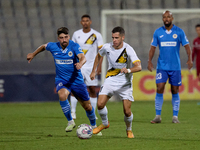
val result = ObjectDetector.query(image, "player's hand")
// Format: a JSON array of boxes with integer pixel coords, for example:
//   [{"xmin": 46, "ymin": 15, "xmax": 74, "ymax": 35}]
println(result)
[
  {"xmin": 120, "ymin": 68, "xmax": 128, "ymax": 74},
  {"xmin": 147, "ymin": 61, "xmax": 154, "ymax": 72},
  {"xmin": 90, "ymin": 71, "xmax": 96, "ymax": 80},
  {"xmin": 186, "ymin": 60, "xmax": 193, "ymax": 70},
  {"xmin": 75, "ymin": 63, "xmax": 82, "ymax": 70},
  {"xmin": 27, "ymin": 53, "xmax": 34, "ymax": 63}
]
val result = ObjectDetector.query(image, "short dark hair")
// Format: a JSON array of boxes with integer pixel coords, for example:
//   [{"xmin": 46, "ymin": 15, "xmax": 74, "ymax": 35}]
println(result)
[
  {"xmin": 195, "ymin": 24, "xmax": 200, "ymax": 28},
  {"xmin": 57, "ymin": 27, "xmax": 69, "ymax": 36},
  {"xmin": 81, "ymin": 14, "xmax": 91, "ymax": 20},
  {"xmin": 112, "ymin": 26, "xmax": 125, "ymax": 35}
]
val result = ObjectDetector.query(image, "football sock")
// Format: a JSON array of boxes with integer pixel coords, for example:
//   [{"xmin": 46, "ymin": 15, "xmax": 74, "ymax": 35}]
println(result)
[
  {"xmin": 98, "ymin": 106, "xmax": 109, "ymax": 126},
  {"xmin": 172, "ymin": 93, "xmax": 180, "ymax": 116},
  {"xmin": 59, "ymin": 100, "xmax": 73, "ymax": 121},
  {"xmin": 86, "ymin": 107, "xmax": 96, "ymax": 126},
  {"xmin": 124, "ymin": 113, "xmax": 133, "ymax": 131},
  {"xmin": 155, "ymin": 93, "xmax": 163, "ymax": 115},
  {"xmin": 70, "ymin": 96, "xmax": 78, "ymax": 113},
  {"xmin": 90, "ymin": 97, "xmax": 97, "ymax": 113}
]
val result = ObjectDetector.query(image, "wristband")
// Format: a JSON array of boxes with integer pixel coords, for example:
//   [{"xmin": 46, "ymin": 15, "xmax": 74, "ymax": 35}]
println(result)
[{"xmin": 127, "ymin": 69, "xmax": 131, "ymax": 73}]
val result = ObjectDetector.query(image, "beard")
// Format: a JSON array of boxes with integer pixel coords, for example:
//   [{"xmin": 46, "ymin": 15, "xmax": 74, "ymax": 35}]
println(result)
[{"xmin": 164, "ymin": 22, "xmax": 172, "ymax": 27}]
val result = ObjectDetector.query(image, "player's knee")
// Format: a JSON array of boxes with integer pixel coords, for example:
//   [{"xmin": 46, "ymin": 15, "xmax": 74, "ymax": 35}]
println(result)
[
  {"xmin": 97, "ymin": 102, "xmax": 105, "ymax": 110},
  {"xmin": 124, "ymin": 110, "xmax": 131, "ymax": 117},
  {"xmin": 84, "ymin": 104, "xmax": 92, "ymax": 111}
]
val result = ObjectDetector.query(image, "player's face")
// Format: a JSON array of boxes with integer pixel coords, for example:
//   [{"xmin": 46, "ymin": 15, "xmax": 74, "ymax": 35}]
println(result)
[
  {"xmin": 112, "ymin": 32, "xmax": 125, "ymax": 49},
  {"xmin": 162, "ymin": 11, "xmax": 173, "ymax": 28},
  {"xmin": 81, "ymin": 17, "xmax": 91, "ymax": 29},
  {"xmin": 196, "ymin": 27, "xmax": 200, "ymax": 37},
  {"xmin": 58, "ymin": 33, "xmax": 70, "ymax": 49}
]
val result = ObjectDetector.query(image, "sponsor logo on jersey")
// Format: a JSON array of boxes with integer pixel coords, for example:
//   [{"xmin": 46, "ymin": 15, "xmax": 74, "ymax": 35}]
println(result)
[
  {"xmin": 54, "ymin": 52, "xmax": 58, "ymax": 55},
  {"xmin": 116, "ymin": 48, "xmax": 127, "ymax": 63},
  {"xmin": 85, "ymin": 33, "xmax": 97, "ymax": 45},
  {"xmin": 68, "ymin": 51, "xmax": 73, "ymax": 57},
  {"xmin": 161, "ymin": 42, "xmax": 177, "ymax": 47},
  {"xmin": 159, "ymin": 35, "xmax": 164, "ymax": 38},
  {"xmin": 173, "ymin": 34, "xmax": 177, "ymax": 39},
  {"xmin": 55, "ymin": 59, "xmax": 73, "ymax": 64},
  {"xmin": 105, "ymin": 68, "xmax": 121, "ymax": 78}
]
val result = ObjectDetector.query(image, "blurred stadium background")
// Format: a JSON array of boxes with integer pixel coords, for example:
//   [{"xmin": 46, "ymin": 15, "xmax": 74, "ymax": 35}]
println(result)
[{"xmin": 0, "ymin": 0, "xmax": 200, "ymax": 102}]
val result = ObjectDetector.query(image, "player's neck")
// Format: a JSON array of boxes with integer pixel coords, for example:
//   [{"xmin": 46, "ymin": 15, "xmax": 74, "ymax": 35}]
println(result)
[
  {"xmin": 165, "ymin": 24, "xmax": 173, "ymax": 31},
  {"xmin": 83, "ymin": 28, "xmax": 91, "ymax": 33}
]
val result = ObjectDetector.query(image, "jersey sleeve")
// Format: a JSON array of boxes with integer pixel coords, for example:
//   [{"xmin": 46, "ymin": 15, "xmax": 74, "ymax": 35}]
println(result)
[
  {"xmin": 126, "ymin": 46, "xmax": 140, "ymax": 64},
  {"xmin": 98, "ymin": 44, "xmax": 107, "ymax": 56},
  {"xmin": 151, "ymin": 30, "xmax": 158, "ymax": 47},
  {"xmin": 45, "ymin": 42, "xmax": 54, "ymax": 52},
  {"xmin": 180, "ymin": 29, "xmax": 189, "ymax": 46},
  {"xmin": 97, "ymin": 33, "xmax": 104, "ymax": 49}
]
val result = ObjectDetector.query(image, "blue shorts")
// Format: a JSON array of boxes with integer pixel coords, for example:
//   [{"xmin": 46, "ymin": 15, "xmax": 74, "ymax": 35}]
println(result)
[
  {"xmin": 56, "ymin": 81, "xmax": 90, "ymax": 101},
  {"xmin": 156, "ymin": 69, "xmax": 182, "ymax": 86}
]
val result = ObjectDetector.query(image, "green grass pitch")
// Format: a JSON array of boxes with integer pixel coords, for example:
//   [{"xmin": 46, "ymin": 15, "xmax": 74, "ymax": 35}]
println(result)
[{"xmin": 0, "ymin": 100, "xmax": 200, "ymax": 150}]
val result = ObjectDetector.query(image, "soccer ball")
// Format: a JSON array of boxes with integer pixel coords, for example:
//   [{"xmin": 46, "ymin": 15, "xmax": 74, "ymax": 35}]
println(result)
[{"xmin": 76, "ymin": 124, "xmax": 93, "ymax": 139}]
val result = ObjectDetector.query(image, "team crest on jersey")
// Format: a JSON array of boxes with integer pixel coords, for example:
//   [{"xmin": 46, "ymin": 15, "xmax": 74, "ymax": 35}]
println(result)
[
  {"xmin": 85, "ymin": 33, "xmax": 97, "ymax": 45},
  {"xmin": 116, "ymin": 48, "xmax": 127, "ymax": 63},
  {"xmin": 68, "ymin": 51, "xmax": 73, "ymax": 57},
  {"xmin": 173, "ymin": 34, "xmax": 177, "ymax": 39}
]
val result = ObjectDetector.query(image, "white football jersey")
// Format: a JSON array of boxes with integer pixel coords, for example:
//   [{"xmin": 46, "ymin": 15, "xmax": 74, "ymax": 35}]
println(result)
[
  {"xmin": 72, "ymin": 28, "xmax": 103, "ymax": 68},
  {"xmin": 99, "ymin": 42, "xmax": 140, "ymax": 84}
]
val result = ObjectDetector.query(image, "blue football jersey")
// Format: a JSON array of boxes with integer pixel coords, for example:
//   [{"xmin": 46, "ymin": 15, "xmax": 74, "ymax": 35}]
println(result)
[
  {"xmin": 46, "ymin": 40, "xmax": 84, "ymax": 85},
  {"xmin": 151, "ymin": 25, "xmax": 189, "ymax": 70}
]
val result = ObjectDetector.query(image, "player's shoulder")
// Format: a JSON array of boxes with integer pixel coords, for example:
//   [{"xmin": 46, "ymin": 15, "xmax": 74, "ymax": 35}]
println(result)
[
  {"xmin": 73, "ymin": 29, "xmax": 82, "ymax": 34},
  {"xmin": 102, "ymin": 43, "xmax": 112, "ymax": 49},
  {"xmin": 173, "ymin": 25, "xmax": 184, "ymax": 33},
  {"xmin": 69, "ymin": 40, "xmax": 79, "ymax": 47},
  {"xmin": 193, "ymin": 37, "xmax": 200, "ymax": 42},
  {"xmin": 123, "ymin": 42, "xmax": 135, "ymax": 52},
  {"xmin": 154, "ymin": 26, "xmax": 164, "ymax": 33},
  {"xmin": 47, "ymin": 42, "xmax": 59, "ymax": 48},
  {"xmin": 91, "ymin": 28, "xmax": 102, "ymax": 36}
]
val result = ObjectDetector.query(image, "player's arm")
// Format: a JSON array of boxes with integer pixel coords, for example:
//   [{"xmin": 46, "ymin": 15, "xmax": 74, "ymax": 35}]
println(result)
[
  {"xmin": 96, "ymin": 46, "xmax": 103, "ymax": 74},
  {"xmin": 90, "ymin": 53, "xmax": 102, "ymax": 80},
  {"xmin": 27, "ymin": 44, "xmax": 47, "ymax": 63},
  {"xmin": 147, "ymin": 46, "xmax": 156, "ymax": 72},
  {"xmin": 184, "ymin": 44, "xmax": 193, "ymax": 70},
  {"xmin": 75, "ymin": 53, "xmax": 86, "ymax": 70},
  {"xmin": 121, "ymin": 60, "xmax": 142, "ymax": 74}
]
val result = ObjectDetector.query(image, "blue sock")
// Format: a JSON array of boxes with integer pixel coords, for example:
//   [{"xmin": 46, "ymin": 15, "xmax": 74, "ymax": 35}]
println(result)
[
  {"xmin": 60, "ymin": 100, "xmax": 73, "ymax": 121},
  {"xmin": 155, "ymin": 93, "xmax": 163, "ymax": 115},
  {"xmin": 172, "ymin": 93, "xmax": 180, "ymax": 116},
  {"xmin": 86, "ymin": 107, "xmax": 96, "ymax": 126}
]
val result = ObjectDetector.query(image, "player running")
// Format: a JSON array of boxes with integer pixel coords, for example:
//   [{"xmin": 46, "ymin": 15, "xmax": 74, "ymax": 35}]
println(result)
[
  {"xmin": 27, "ymin": 27, "xmax": 97, "ymax": 132},
  {"xmin": 90, "ymin": 26, "xmax": 142, "ymax": 138},
  {"xmin": 71, "ymin": 14, "xmax": 103, "ymax": 120},
  {"xmin": 148, "ymin": 10, "xmax": 193, "ymax": 124},
  {"xmin": 192, "ymin": 24, "xmax": 200, "ymax": 81}
]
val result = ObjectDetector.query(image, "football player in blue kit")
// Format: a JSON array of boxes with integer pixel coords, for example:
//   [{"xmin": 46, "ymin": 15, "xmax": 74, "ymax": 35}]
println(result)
[
  {"xmin": 27, "ymin": 27, "xmax": 97, "ymax": 132},
  {"xmin": 147, "ymin": 10, "xmax": 193, "ymax": 123}
]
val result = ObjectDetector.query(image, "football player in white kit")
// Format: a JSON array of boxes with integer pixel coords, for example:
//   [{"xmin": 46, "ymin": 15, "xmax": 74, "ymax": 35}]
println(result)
[
  {"xmin": 90, "ymin": 26, "xmax": 142, "ymax": 138},
  {"xmin": 71, "ymin": 14, "xmax": 103, "ymax": 121}
]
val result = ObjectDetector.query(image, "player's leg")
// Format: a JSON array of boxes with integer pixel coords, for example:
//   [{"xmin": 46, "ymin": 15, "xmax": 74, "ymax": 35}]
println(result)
[
  {"xmin": 123, "ymin": 99, "xmax": 134, "ymax": 138},
  {"xmin": 70, "ymin": 93, "xmax": 78, "ymax": 119},
  {"xmin": 171, "ymin": 85, "xmax": 180, "ymax": 123},
  {"xmin": 93, "ymin": 94, "xmax": 110, "ymax": 134},
  {"xmin": 169, "ymin": 70, "xmax": 181, "ymax": 123},
  {"xmin": 88, "ymin": 86, "xmax": 98, "ymax": 119},
  {"xmin": 57, "ymin": 88, "xmax": 75, "ymax": 132},
  {"xmin": 151, "ymin": 70, "xmax": 168, "ymax": 124},
  {"xmin": 71, "ymin": 83, "xmax": 97, "ymax": 127}
]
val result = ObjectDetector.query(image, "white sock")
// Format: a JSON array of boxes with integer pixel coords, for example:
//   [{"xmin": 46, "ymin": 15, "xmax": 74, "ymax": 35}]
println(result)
[
  {"xmin": 98, "ymin": 106, "xmax": 108, "ymax": 126},
  {"xmin": 90, "ymin": 97, "xmax": 97, "ymax": 112},
  {"xmin": 124, "ymin": 113, "xmax": 133, "ymax": 131},
  {"xmin": 70, "ymin": 96, "xmax": 78, "ymax": 113}
]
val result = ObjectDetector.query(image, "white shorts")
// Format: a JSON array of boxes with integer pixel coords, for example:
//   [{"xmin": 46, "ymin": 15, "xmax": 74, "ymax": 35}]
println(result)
[
  {"xmin": 99, "ymin": 80, "xmax": 134, "ymax": 101},
  {"xmin": 81, "ymin": 67, "xmax": 98, "ymax": 86}
]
